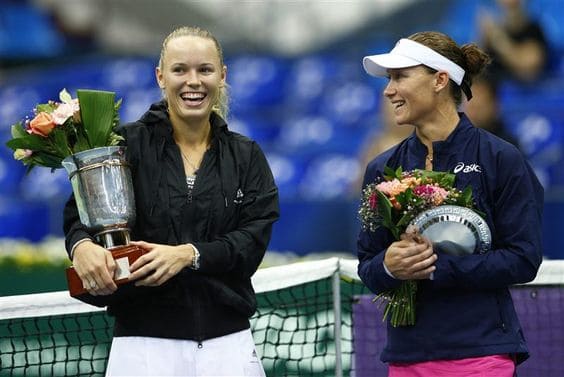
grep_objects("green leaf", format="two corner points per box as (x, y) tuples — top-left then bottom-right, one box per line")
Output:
(376, 190), (400, 238)
(395, 166), (403, 178)
(440, 173), (455, 187)
(73, 132), (92, 152)
(396, 212), (412, 228)
(108, 132), (125, 146)
(77, 89), (117, 149)
(418, 170), (455, 187)
(461, 186), (473, 205)
(35, 103), (56, 113)
(10, 123), (27, 139)
(383, 165), (403, 180)
(383, 166), (396, 180)
(49, 127), (71, 157)
(6, 134), (49, 152)
(29, 152), (63, 169)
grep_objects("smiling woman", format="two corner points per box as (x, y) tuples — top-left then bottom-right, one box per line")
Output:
(157, 30), (227, 131)
(155, 30), (227, 177)
(63, 26), (279, 376)
(357, 31), (544, 377)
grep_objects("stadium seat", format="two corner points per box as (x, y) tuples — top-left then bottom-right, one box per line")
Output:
(281, 54), (344, 113)
(264, 152), (306, 200)
(227, 55), (289, 111)
(0, 4), (64, 59)
(297, 153), (362, 200)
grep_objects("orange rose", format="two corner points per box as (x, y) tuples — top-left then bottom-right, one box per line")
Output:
(29, 112), (56, 137)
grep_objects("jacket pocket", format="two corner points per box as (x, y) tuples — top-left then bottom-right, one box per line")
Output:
(494, 291), (509, 333)
(207, 191), (243, 236)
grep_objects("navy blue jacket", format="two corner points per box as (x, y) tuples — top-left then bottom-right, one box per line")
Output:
(357, 114), (543, 364)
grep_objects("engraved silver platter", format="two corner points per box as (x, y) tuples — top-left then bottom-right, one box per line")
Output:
(409, 205), (491, 256)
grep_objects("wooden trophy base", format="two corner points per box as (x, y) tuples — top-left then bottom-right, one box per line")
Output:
(66, 244), (145, 297)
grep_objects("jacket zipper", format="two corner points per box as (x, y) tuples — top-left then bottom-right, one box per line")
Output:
(194, 280), (205, 348)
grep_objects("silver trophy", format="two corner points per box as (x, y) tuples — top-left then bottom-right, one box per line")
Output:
(62, 146), (136, 249)
(409, 205), (492, 256)
(62, 146), (143, 298)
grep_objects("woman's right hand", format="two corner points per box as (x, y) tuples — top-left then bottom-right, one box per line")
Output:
(383, 236), (437, 280)
(72, 240), (118, 296)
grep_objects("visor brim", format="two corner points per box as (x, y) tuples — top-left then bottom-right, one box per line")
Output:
(363, 54), (421, 77)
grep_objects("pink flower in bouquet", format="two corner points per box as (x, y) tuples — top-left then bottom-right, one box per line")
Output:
(369, 192), (378, 210)
(29, 112), (56, 137)
(6, 88), (123, 170)
(414, 184), (449, 205)
(375, 179), (409, 197)
(52, 99), (80, 125)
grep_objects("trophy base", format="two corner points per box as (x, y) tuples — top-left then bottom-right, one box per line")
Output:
(66, 244), (145, 297)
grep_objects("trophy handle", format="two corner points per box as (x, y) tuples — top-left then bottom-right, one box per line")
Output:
(66, 244), (146, 298)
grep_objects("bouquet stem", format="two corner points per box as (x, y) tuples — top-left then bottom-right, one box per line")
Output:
(374, 280), (417, 327)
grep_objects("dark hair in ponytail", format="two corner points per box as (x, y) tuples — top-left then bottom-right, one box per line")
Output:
(408, 31), (491, 105)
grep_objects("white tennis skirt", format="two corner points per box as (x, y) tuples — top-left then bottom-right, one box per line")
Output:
(105, 328), (266, 376)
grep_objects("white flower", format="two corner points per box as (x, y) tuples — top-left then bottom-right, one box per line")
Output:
(52, 99), (79, 125)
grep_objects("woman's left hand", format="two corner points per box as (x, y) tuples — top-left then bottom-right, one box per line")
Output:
(128, 241), (194, 286)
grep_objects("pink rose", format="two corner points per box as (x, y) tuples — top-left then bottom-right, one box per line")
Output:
(376, 179), (409, 197)
(414, 184), (449, 205)
(29, 112), (56, 137)
(52, 99), (79, 125)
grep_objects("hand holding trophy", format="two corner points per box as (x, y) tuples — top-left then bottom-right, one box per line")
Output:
(62, 145), (144, 299)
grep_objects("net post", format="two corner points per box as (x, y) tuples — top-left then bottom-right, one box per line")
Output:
(332, 262), (343, 377)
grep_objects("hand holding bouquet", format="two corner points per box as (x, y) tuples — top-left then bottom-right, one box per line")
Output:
(359, 166), (478, 326)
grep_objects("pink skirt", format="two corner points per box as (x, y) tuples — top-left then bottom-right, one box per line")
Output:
(389, 354), (515, 377)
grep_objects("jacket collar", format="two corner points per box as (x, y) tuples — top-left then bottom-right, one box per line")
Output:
(141, 99), (232, 207)
(409, 113), (474, 156)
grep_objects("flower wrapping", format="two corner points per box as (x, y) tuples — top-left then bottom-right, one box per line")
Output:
(359, 166), (477, 326)
(6, 89), (123, 171)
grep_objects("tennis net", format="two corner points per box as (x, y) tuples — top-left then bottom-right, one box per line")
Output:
(1, 258), (563, 376)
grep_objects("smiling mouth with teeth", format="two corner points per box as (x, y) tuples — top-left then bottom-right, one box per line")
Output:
(181, 93), (206, 102)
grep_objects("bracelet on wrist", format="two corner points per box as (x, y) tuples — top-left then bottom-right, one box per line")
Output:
(191, 245), (200, 270)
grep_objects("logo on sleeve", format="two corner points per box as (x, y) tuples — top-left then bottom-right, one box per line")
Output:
(453, 162), (482, 174)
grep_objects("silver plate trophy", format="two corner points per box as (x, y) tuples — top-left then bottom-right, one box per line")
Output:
(409, 205), (492, 256)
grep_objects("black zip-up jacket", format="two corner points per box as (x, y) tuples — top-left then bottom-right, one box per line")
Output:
(63, 100), (280, 341)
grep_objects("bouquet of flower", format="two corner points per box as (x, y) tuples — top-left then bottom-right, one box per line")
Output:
(359, 166), (477, 327)
(6, 89), (123, 171)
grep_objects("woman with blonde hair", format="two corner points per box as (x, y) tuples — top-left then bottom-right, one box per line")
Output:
(64, 26), (279, 376)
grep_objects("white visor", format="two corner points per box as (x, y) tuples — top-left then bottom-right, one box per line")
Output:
(363, 38), (465, 86)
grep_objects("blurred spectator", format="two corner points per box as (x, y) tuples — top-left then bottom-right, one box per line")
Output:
(478, 0), (549, 83)
(352, 99), (413, 193)
(34, 0), (101, 56)
(464, 74), (521, 150)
